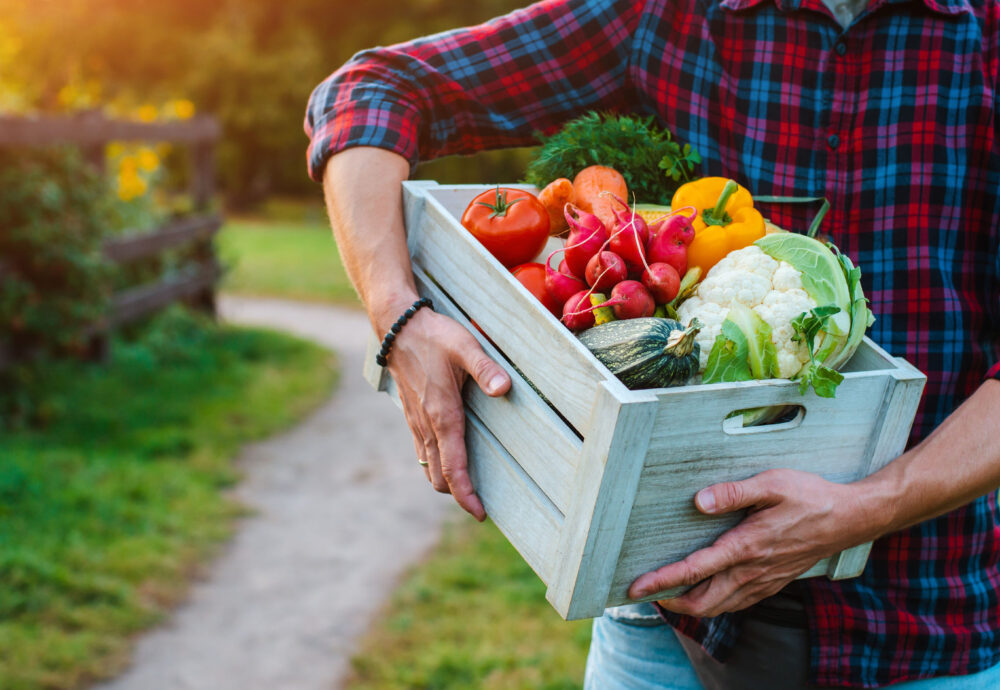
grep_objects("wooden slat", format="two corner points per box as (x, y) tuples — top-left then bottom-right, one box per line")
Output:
(403, 182), (624, 433)
(546, 384), (660, 620)
(103, 214), (222, 263)
(109, 261), (221, 327)
(0, 114), (220, 146)
(465, 413), (563, 583)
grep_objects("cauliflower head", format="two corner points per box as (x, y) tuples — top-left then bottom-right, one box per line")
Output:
(677, 245), (815, 378)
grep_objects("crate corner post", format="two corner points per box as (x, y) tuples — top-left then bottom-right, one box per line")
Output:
(825, 360), (926, 580)
(546, 382), (660, 621)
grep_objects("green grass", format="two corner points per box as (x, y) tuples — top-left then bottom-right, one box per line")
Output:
(217, 212), (359, 305)
(0, 315), (337, 689)
(346, 517), (592, 690)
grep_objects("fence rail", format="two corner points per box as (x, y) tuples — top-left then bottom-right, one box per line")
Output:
(0, 113), (220, 146)
(103, 214), (222, 263)
(0, 113), (222, 373)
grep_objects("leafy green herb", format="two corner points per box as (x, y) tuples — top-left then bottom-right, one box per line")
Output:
(523, 112), (702, 204)
(791, 305), (845, 398)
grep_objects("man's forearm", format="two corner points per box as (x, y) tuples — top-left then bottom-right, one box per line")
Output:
(322, 146), (417, 333)
(852, 379), (1000, 541)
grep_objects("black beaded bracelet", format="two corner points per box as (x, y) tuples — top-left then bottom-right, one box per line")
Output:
(375, 297), (433, 367)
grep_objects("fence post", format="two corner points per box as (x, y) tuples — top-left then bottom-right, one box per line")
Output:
(188, 138), (218, 318)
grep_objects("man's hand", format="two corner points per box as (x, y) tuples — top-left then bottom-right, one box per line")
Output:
(628, 469), (873, 618)
(385, 305), (510, 521)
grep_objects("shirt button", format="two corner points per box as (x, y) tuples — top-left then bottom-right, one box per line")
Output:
(827, 134), (840, 149)
(835, 42), (847, 56)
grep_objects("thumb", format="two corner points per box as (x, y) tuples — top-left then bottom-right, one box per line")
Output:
(695, 476), (775, 515)
(454, 332), (510, 397)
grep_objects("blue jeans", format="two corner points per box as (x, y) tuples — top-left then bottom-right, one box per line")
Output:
(583, 603), (1000, 689)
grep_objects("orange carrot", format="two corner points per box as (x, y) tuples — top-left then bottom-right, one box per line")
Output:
(572, 165), (628, 230)
(537, 177), (575, 236)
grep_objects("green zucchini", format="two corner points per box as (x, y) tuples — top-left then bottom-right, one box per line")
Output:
(578, 317), (702, 389)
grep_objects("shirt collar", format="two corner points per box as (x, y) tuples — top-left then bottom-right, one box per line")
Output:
(719, 0), (971, 17)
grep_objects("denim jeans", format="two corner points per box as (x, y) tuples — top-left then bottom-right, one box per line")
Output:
(583, 602), (1000, 689)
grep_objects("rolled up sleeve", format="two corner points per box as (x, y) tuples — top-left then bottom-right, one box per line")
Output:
(304, 0), (645, 181)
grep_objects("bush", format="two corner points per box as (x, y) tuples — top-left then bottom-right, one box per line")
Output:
(0, 147), (113, 359)
(0, 147), (115, 426)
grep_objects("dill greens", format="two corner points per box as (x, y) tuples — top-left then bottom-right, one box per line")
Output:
(523, 112), (702, 205)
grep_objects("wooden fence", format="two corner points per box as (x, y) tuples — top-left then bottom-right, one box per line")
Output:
(0, 111), (222, 365)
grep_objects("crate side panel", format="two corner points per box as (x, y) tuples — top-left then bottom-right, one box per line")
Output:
(606, 445), (863, 601)
(466, 413), (562, 583)
(409, 190), (620, 432)
(407, 266), (582, 514)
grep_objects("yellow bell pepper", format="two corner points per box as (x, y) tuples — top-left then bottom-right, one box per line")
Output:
(671, 177), (765, 274)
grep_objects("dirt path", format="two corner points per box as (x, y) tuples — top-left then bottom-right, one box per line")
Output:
(96, 296), (457, 690)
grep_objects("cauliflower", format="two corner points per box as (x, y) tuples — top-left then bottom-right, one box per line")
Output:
(677, 245), (815, 378)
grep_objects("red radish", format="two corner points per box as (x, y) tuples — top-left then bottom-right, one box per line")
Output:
(561, 290), (599, 331)
(563, 204), (608, 278)
(641, 262), (681, 304)
(646, 229), (688, 276)
(610, 280), (655, 320)
(648, 206), (697, 246)
(585, 251), (628, 291)
(605, 196), (649, 272)
(544, 247), (588, 307)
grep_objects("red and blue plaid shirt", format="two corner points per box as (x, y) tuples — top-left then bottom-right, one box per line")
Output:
(306, 0), (1000, 685)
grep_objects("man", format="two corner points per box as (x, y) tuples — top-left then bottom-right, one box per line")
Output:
(305, 0), (1000, 686)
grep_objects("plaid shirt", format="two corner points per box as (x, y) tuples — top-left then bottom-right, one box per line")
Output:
(306, 0), (1000, 686)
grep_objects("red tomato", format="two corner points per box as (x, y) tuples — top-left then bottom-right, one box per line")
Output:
(461, 187), (550, 268)
(511, 262), (562, 317)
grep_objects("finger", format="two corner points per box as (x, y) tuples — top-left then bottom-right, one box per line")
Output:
(452, 329), (510, 397)
(657, 571), (742, 618)
(694, 472), (782, 516)
(432, 403), (486, 521)
(707, 577), (789, 616)
(422, 433), (449, 491)
(629, 531), (755, 599)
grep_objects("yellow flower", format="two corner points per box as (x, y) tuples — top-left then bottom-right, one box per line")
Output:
(173, 99), (195, 120)
(137, 147), (159, 172)
(136, 104), (158, 122)
(117, 170), (148, 202)
(118, 155), (138, 175)
(107, 141), (125, 159)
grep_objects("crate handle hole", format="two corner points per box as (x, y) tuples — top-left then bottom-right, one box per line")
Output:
(722, 405), (806, 434)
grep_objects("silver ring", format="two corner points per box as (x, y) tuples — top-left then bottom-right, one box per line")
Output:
(417, 458), (429, 467)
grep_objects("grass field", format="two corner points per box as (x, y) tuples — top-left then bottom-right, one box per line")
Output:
(0, 312), (337, 689)
(217, 207), (359, 304)
(346, 517), (592, 690)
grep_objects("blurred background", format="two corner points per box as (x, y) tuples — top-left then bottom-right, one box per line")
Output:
(0, 1), (590, 688)
(0, 0), (533, 207)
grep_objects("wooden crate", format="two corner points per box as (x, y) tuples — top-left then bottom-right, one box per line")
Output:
(363, 181), (926, 621)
